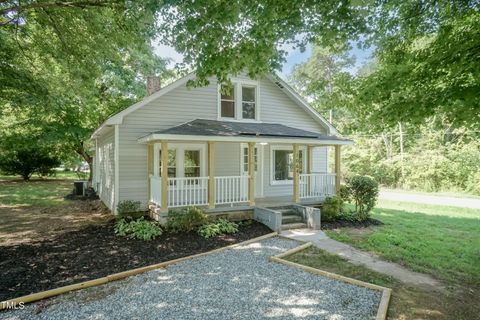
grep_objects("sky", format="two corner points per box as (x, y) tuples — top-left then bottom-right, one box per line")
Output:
(153, 42), (373, 80)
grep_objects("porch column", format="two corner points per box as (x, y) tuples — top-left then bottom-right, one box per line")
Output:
(335, 145), (341, 194)
(160, 140), (169, 213)
(307, 145), (313, 196)
(248, 142), (255, 206)
(147, 144), (154, 202)
(208, 141), (215, 209)
(293, 143), (300, 203)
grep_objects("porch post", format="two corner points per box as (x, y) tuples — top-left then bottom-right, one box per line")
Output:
(160, 140), (169, 213)
(147, 144), (154, 202)
(307, 145), (313, 196)
(335, 145), (341, 195)
(248, 142), (255, 206)
(208, 141), (215, 209)
(293, 143), (300, 203)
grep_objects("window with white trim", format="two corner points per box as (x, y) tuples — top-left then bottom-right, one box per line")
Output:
(218, 81), (259, 120)
(241, 86), (256, 119)
(159, 149), (177, 177)
(271, 146), (304, 183)
(184, 150), (201, 178)
(220, 85), (235, 118)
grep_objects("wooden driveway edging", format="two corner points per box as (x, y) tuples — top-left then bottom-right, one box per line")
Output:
(0, 231), (278, 311)
(269, 241), (391, 320)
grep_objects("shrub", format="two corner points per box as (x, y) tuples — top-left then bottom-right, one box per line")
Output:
(166, 206), (208, 233)
(0, 147), (60, 180)
(321, 196), (343, 222)
(348, 175), (379, 221)
(198, 219), (239, 239)
(114, 217), (163, 241)
(338, 184), (351, 202)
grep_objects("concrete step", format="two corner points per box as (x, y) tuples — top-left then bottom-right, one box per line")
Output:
(281, 222), (308, 230)
(281, 215), (304, 224)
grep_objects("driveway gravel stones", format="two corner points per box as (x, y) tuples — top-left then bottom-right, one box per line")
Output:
(2, 237), (382, 320)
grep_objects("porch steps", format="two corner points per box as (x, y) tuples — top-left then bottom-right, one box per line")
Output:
(278, 208), (307, 230)
(281, 222), (308, 230)
(281, 215), (303, 224)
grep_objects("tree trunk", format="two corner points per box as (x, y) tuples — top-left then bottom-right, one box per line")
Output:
(75, 142), (93, 182)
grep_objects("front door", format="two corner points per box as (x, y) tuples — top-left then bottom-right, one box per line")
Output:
(241, 144), (263, 197)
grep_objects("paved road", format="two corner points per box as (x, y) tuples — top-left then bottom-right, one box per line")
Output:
(379, 190), (480, 209)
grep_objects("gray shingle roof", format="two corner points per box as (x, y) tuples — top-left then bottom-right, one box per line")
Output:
(153, 119), (349, 141)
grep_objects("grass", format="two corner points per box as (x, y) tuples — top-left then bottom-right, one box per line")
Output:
(381, 187), (480, 199)
(327, 200), (480, 287)
(0, 172), (78, 207)
(286, 247), (475, 319)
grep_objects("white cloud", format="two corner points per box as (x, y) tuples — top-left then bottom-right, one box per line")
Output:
(153, 42), (184, 67)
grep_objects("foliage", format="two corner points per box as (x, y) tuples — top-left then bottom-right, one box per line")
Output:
(117, 200), (142, 216)
(0, 1), (169, 181)
(345, 175), (379, 221)
(0, 140), (61, 180)
(114, 217), (163, 241)
(355, 2), (480, 129)
(158, 1), (366, 86)
(197, 219), (239, 239)
(321, 196), (343, 222)
(166, 207), (209, 233)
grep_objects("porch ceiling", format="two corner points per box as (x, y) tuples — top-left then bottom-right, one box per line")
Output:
(138, 119), (353, 145)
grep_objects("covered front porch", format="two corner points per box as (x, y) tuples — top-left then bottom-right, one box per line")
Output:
(139, 119), (351, 214)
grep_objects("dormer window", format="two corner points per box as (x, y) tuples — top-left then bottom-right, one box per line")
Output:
(218, 80), (259, 121)
(220, 86), (235, 118)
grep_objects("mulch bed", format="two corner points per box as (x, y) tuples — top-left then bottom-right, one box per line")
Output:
(0, 220), (271, 301)
(321, 218), (384, 230)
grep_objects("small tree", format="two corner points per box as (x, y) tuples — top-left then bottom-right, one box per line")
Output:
(348, 175), (379, 221)
(0, 146), (60, 180)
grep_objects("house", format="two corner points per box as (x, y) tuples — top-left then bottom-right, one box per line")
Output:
(91, 73), (352, 223)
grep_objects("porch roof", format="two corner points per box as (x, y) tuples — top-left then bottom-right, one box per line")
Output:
(138, 119), (352, 145)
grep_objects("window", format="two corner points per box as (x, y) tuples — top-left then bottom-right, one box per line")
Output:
(242, 86), (256, 119)
(184, 150), (201, 178)
(272, 148), (303, 182)
(220, 85), (235, 118)
(243, 147), (258, 172)
(159, 149), (176, 177)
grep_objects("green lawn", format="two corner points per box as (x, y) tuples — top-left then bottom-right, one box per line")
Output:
(0, 173), (77, 207)
(326, 199), (480, 287)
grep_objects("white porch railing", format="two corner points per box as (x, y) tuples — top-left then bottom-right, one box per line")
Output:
(168, 177), (209, 207)
(150, 175), (248, 208)
(299, 173), (336, 199)
(215, 175), (249, 205)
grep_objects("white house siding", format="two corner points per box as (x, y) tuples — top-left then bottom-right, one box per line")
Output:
(96, 128), (116, 211)
(116, 75), (329, 206)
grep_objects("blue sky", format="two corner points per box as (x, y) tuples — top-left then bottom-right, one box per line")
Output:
(154, 42), (373, 80)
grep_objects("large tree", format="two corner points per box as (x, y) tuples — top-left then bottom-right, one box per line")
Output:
(1, 0), (169, 180)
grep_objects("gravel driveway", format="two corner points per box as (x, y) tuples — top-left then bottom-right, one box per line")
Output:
(2, 238), (381, 320)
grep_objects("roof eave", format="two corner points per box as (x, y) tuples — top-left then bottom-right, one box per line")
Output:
(138, 133), (353, 146)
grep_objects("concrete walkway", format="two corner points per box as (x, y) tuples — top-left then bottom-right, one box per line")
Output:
(380, 190), (480, 209)
(281, 229), (443, 290)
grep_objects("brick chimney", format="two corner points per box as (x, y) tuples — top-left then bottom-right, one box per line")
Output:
(146, 76), (161, 95)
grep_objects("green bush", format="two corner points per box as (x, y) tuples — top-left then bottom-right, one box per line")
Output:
(321, 196), (343, 222)
(114, 217), (163, 241)
(166, 206), (208, 233)
(117, 200), (141, 214)
(348, 175), (379, 221)
(198, 219), (239, 239)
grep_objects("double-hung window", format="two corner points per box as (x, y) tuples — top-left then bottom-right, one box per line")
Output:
(219, 82), (258, 120)
(159, 149), (177, 177)
(220, 86), (235, 118)
(241, 86), (256, 119)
